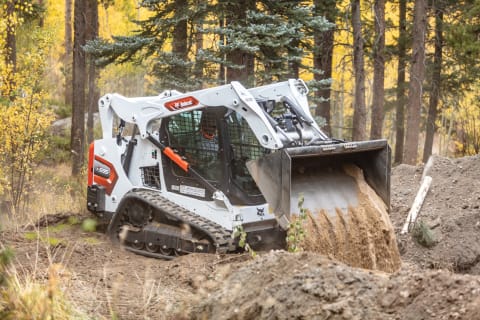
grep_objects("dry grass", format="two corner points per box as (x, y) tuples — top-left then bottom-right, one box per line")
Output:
(0, 244), (89, 320)
(0, 163), (90, 319)
(2, 163), (87, 230)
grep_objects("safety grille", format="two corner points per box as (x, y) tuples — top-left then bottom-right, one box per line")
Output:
(141, 165), (161, 189)
(226, 113), (267, 196)
(167, 110), (221, 181)
(227, 114), (268, 161)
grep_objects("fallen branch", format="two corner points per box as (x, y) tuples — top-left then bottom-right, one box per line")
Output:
(401, 176), (433, 234)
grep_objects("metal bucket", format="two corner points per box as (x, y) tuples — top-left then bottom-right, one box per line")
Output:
(246, 139), (391, 229)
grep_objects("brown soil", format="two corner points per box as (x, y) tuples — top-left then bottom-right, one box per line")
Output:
(0, 225), (250, 319)
(390, 154), (480, 273)
(194, 251), (480, 320)
(1, 153), (479, 319)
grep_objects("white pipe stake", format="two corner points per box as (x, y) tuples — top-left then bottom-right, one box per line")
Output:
(401, 175), (433, 234)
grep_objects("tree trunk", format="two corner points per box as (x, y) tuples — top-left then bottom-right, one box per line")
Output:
(38, 0), (45, 27)
(404, 0), (427, 165)
(193, 0), (206, 89)
(225, 0), (255, 86)
(86, 0), (99, 144)
(5, 0), (16, 70)
(423, 5), (443, 162)
(65, 0), (73, 107)
(194, 22), (204, 89)
(287, 39), (300, 80)
(370, 0), (385, 139)
(170, 0), (188, 91)
(351, 0), (367, 141)
(71, 0), (87, 175)
(313, 0), (336, 136)
(4, 0), (17, 99)
(394, 0), (407, 164)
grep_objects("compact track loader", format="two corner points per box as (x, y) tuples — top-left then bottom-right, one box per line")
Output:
(87, 79), (391, 260)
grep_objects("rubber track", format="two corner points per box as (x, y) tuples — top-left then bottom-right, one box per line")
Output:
(129, 189), (234, 254)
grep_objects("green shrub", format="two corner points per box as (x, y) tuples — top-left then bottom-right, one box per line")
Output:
(286, 195), (307, 252)
(411, 220), (436, 248)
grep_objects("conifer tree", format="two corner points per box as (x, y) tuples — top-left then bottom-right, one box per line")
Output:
(85, 1), (333, 91)
(85, 0), (209, 91)
(370, 0), (386, 140)
(423, 0), (443, 162)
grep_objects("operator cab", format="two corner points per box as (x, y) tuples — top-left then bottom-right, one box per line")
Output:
(160, 107), (268, 206)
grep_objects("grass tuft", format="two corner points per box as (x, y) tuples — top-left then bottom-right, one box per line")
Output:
(411, 220), (436, 248)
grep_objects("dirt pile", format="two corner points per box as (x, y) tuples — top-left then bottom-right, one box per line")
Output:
(390, 154), (480, 274)
(192, 251), (480, 320)
(300, 164), (401, 273)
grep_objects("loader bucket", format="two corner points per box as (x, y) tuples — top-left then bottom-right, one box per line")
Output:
(246, 139), (391, 230)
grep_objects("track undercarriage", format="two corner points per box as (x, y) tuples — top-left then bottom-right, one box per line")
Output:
(107, 189), (235, 259)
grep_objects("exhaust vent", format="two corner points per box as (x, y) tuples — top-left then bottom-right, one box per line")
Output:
(141, 165), (161, 189)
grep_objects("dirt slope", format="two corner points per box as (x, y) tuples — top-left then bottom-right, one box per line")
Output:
(390, 154), (480, 273)
(193, 251), (480, 320)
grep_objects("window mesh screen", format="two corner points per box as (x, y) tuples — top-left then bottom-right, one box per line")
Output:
(226, 113), (268, 195)
(141, 165), (161, 189)
(167, 110), (221, 181)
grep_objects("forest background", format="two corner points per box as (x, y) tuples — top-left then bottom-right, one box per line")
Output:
(0, 0), (479, 317)
(0, 0), (479, 220)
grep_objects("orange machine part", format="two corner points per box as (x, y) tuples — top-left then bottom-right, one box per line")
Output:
(93, 156), (118, 195)
(87, 143), (95, 186)
(164, 96), (199, 111)
(163, 147), (189, 172)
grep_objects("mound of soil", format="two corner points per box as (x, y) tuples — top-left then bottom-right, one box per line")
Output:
(390, 154), (480, 274)
(193, 251), (480, 320)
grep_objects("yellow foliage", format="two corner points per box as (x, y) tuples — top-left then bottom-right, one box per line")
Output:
(0, 30), (55, 213)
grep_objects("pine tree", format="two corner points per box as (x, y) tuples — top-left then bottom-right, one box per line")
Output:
(85, 1), (333, 91)
(434, 0), (480, 155)
(85, 0), (209, 91)
(423, 0), (443, 162)
(86, 0), (99, 144)
(64, 0), (73, 107)
(218, 0), (256, 85)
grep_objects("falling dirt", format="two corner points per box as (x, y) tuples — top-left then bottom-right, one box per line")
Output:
(300, 164), (401, 273)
